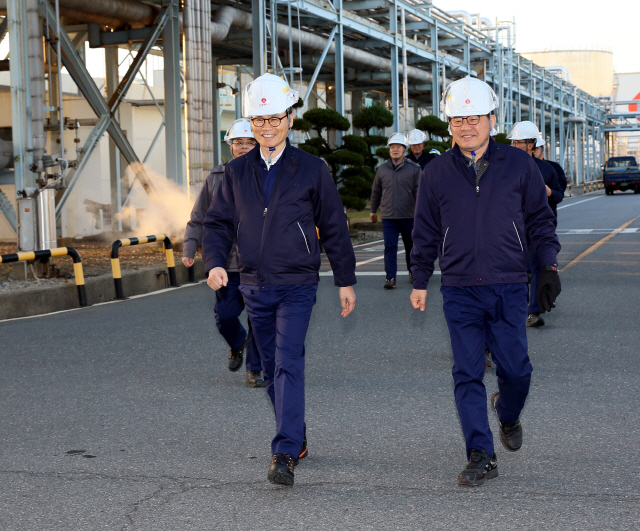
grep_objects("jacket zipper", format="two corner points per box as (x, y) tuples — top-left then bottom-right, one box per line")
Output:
(442, 227), (450, 255)
(297, 222), (310, 254)
(512, 222), (524, 251)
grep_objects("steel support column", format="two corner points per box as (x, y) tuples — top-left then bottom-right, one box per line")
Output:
(334, 0), (345, 145)
(105, 47), (122, 231)
(389, 2), (399, 130)
(162, 0), (183, 186)
(212, 55), (222, 165)
(252, 0), (266, 77)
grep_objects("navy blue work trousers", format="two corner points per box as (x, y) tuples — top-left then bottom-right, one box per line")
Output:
(214, 272), (261, 371)
(382, 218), (414, 279)
(239, 283), (318, 458)
(441, 284), (533, 459)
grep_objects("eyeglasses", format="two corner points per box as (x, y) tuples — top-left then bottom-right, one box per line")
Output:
(250, 114), (289, 127)
(449, 115), (485, 127)
(231, 140), (257, 146)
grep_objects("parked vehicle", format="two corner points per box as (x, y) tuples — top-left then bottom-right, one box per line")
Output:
(603, 156), (640, 195)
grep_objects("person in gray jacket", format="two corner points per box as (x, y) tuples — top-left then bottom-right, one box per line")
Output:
(182, 119), (264, 387)
(370, 132), (421, 289)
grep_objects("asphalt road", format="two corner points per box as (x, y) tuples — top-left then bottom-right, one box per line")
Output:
(1, 190), (639, 530)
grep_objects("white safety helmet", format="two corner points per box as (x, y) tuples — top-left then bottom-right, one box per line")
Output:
(387, 132), (408, 147)
(507, 121), (540, 141)
(407, 129), (427, 145)
(535, 132), (545, 148)
(242, 73), (300, 117)
(440, 76), (499, 118)
(223, 118), (255, 145)
(429, 148), (440, 155)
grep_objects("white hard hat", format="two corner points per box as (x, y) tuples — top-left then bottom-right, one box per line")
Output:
(242, 73), (299, 117)
(387, 132), (408, 147)
(535, 133), (545, 148)
(407, 129), (427, 145)
(440, 76), (499, 118)
(507, 121), (540, 141)
(224, 118), (254, 145)
(429, 148), (440, 155)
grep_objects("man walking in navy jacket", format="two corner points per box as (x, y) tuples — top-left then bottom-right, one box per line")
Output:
(410, 77), (561, 486)
(202, 74), (356, 486)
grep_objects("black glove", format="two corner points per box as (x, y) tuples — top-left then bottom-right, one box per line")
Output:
(537, 265), (561, 313)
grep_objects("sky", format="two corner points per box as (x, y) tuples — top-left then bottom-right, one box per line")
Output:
(434, 0), (639, 73)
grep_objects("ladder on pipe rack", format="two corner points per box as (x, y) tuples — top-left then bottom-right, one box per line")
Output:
(0, 189), (17, 233)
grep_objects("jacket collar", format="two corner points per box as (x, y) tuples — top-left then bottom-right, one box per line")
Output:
(451, 137), (505, 165)
(387, 158), (406, 171)
(248, 138), (294, 165)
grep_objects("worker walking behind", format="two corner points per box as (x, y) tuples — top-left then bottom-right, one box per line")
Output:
(406, 129), (436, 170)
(508, 121), (564, 328)
(182, 119), (264, 388)
(202, 74), (356, 487)
(534, 134), (568, 196)
(370, 133), (421, 289)
(410, 77), (561, 487)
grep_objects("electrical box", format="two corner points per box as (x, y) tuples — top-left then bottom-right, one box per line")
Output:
(17, 198), (36, 252)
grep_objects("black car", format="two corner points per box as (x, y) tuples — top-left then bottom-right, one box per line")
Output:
(603, 156), (640, 195)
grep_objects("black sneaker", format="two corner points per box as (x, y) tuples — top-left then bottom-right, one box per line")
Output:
(485, 345), (493, 368)
(384, 278), (396, 289)
(458, 449), (498, 487)
(267, 453), (295, 486)
(246, 370), (265, 387)
(408, 271), (413, 284)
(527, 312), (545, 327)
(491, 392), (523, 452)
(295, 436), (308, 464)
(228, 348), (243, 372)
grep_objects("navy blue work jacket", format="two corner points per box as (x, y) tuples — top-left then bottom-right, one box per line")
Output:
(534, 157), (563, 214)
(411, 138), (560, 290)
(546, 159), (568, 194)
(407, 151), (435, 170)
(202, 140), (357, 288)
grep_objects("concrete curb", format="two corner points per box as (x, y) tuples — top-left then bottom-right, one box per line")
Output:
(0, 260), (207, 321)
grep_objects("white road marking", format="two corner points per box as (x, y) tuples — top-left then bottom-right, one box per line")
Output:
(355, 249), (405, 266)
(558, 228), (639, 235)
(557, 196), (603, 210)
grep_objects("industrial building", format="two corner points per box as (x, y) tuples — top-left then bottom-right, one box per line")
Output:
(0, 0), (615, 247)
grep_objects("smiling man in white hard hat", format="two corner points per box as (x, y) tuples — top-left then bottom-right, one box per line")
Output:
(406, 128), (436, 170)
(370, 132), (421, 289)
(182, 119), (264, 387)
(202, 73), (356, 487)
(410, 76), (561, 487)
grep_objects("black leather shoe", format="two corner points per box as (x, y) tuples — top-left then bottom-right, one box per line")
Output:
(246, 370), (265, 387)
(527, 312), (545, 327)
(228, 348), (243, 372)
(491, 392), (523, 452)
(384, 278), (396, 289)
(295, 436), (308, 464)
(458, 449), (498, 487)
(268, 453), (295, 486)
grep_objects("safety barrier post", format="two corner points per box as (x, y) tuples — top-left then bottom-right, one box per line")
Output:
(187, 266), (196, 283)
(0, 247), (88, 307)
(110, 233), (178, 300)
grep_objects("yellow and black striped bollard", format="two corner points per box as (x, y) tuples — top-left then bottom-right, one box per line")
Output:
(110, 234), (178, 300)
(0, 247), (88, 307)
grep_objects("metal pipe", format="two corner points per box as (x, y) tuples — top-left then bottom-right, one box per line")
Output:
(401, 7), (409, 133)
(27, 0), (46, 174)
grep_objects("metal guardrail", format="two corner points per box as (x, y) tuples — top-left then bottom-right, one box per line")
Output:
(110, 234), (178, 299)
(0, 247), (88, 307)
(567, 181), (604, 196)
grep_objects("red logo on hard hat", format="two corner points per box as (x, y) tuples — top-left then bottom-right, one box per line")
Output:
(261, 98), (267, 103)
(465, 99), (471, 104)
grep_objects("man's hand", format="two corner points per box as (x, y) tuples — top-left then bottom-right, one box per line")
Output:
(410, 289), (427, 311)
(207, 267), (228, 291)
(370, 213), (377, 223)
(339, 286), (356, 318)
(545, 185), (552, 197)
(182, 257), (194, 268)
